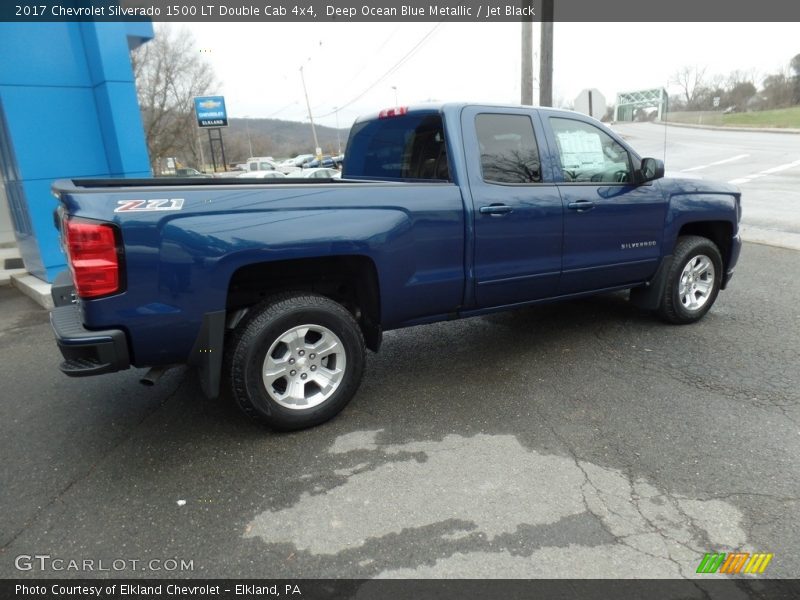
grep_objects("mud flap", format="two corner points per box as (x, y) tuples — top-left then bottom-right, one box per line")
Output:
(188, 310), (226, 398)
(629, 255), (673, 311)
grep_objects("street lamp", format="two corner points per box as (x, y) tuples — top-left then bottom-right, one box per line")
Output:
(391, 85), (398, 105)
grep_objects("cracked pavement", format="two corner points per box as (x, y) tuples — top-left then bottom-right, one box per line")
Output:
(0, 242), (798, 580)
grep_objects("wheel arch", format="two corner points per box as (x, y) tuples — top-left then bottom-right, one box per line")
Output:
(225, 254), (382, 352)
(632, 224), (731, 312)
(675, 221), (733, 271)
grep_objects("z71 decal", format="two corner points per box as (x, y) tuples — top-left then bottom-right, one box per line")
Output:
(115, 198), (185, 212)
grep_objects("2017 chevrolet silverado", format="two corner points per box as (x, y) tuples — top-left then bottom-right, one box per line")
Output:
(50, 104), (742, 430)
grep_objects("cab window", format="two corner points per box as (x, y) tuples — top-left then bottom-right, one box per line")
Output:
(475, 114), (542, 184)
(549, 118), (632, 183)
(344, 113), (450, 181)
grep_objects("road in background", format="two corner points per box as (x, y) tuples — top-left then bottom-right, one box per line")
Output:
(612, 122), (800, 249)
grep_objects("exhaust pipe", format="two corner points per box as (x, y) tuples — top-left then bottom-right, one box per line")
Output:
(140, 366), (170, 387)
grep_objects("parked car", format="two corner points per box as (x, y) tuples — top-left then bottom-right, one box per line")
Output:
(236, 170), (287, 179)
(174, 167), (212, 178)
(246, 158), (278, 172)
(302, 167), (340, 179)
(50, 103), (741, 431)
(304, 155), (336, 169)
(278, 154), (315, 174)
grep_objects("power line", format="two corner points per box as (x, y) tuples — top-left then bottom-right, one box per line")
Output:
(266, 101), (299, 118)
(336, 25), (402, 94)
(317, 22), (444, 118)
(310, 25), (402, 114)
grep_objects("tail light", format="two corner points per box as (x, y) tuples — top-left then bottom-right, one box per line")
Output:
(64, 219), (122, 298)
(378, 106), (408, 119)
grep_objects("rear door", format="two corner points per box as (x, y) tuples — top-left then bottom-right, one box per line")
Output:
(462, 107), (563, 307)
(542, 114), (667, 294)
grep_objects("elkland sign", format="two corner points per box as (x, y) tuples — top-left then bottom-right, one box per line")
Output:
(194, 96), (228, 128)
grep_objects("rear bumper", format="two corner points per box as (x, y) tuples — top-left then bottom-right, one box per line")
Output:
(50, 272), (130, 377)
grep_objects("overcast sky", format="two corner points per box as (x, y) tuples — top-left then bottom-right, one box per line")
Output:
(184, 22), (799, 128)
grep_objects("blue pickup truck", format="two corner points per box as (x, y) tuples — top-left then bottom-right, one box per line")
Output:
(50, 104), (742, 430)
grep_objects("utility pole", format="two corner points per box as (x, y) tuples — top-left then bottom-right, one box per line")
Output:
(299, 64), (321, 158)
(244, 115), (253, 157)
(539, 0), (554, 107)
(521, 13), (533, 104)
(197, 128), (206, 172)
(334, 107), (342, 155)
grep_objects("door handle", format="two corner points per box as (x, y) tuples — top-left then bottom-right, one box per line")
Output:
(479, 204), (513, 216)
(567, 200), (595, 212)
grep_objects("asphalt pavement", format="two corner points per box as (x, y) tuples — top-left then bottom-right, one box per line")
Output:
(1, 241), (798, 581)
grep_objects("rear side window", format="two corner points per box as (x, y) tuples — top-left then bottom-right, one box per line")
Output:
(344, 113), (450, 181)
(476, 114), (542, 184)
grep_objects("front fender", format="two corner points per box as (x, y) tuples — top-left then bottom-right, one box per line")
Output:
(661, 178), (740, 253)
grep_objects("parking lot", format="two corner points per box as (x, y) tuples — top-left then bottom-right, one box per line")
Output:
(1, 240), (798, 580)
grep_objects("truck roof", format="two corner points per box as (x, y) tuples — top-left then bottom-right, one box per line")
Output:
(353, 102), (594, 124)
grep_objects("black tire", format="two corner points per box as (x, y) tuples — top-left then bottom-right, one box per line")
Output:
(226, 292), (365, 431)
(657, 235), (723, 324)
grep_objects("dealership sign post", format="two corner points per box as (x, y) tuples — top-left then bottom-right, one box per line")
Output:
(194, 95), (228, 172)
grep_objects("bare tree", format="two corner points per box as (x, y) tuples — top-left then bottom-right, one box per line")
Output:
(131, 25), (218, 173)
(670, 66), (708, 110)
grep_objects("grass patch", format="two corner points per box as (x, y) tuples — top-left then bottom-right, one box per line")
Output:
(721, 106), (800, 128)
(666, 106), (800, 129)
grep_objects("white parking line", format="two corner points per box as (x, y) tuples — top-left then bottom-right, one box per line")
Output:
(759, 160), (800, 175)
(728, 158), (800, 185)
(681, 154), (749, 172)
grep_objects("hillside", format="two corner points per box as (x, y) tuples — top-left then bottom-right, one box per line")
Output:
(223, 117), (349, 161)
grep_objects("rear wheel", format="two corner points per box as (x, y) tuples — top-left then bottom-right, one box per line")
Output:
(657, 235), (723, 324)
(227, 293), (365, 430)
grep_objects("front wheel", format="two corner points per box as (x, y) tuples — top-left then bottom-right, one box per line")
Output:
(657, 235), (723, 324)
(226, 293), (366, 430)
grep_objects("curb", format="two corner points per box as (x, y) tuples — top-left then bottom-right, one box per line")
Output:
(0, 247), (26, 287)
(10, 272), (53, 309)
(657, 121), (800, 135)
(0, 268), (27, 286)
(740, 226), (800, 253)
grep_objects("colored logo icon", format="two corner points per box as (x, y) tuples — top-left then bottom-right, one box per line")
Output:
(696, 552), (773, 574)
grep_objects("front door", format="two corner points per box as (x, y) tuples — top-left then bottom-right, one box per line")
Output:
(543, 115), (667, 294)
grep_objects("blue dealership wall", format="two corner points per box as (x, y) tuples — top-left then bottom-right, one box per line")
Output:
(0, 22), (153, 282)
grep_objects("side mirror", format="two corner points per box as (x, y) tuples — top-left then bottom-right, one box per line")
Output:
(639, 157), (664, 183)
